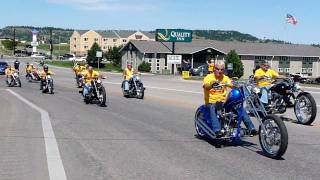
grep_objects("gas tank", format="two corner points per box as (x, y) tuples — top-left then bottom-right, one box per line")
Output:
(224, 88), (243, 111)
(270, 81), (291, 95)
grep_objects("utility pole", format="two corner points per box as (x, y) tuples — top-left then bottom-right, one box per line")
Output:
(13, 28), (16, 56)
(50, 28), (53, 60)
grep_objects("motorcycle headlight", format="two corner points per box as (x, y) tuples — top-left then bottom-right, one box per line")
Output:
(97, 79), (101, 84)
(13, 73), (18, 76)
(294, 83), (301, 91)
(47, 75), (51, 79)
(136, 76), (140, 80)
(252, 87), (261, 94)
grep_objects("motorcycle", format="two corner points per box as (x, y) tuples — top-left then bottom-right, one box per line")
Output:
(194, 81), (288, 159)
(41, 75), (54, 94)
(7, 72), (21, 87)
(82, 79), (107, 107)
(248, 76), (317, 125)
(26, 70), (41, 82)
(121, 74), (145, 99)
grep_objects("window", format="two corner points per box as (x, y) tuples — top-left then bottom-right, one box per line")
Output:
(113, 39), (117, 42)
(148, 59), (153, 69)
(146, 53), (153, 58)
(123, 39), (127, 43)
(156, 53), (161, 59)
(74, 38), (76, 41)
(302, 57), (313, 75)
(279, 56), (290, 73)
(84, 38), (88, 41)
(103, 46), (107, 49)
(156, 59), (160, 71)
(94, 38), (98, 42)
(74, 45), (76, 48)
(84, 46), (88, 49)
(103, 38), (108, 41)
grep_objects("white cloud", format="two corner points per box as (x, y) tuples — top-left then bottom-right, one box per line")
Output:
(46, 0), (156, 11)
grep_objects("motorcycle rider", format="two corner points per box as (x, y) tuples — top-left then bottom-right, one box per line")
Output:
(5, 65), (16, 85)
(123, 62), (138, 93)
(203, 61), (257, 137)
(40, 65), (54, 90)
(26, 63), (37, 80)
(82, 66), (100, 97)
(73, 63), (86, 84)
(254, 61), (279, 104)
(14, 59), (20, 72)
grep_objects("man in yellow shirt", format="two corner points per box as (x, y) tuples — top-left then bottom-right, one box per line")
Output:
(207, 59), (215, 73)
(254, 61), (279, 104)
(203, 61), (256, 137)
(5, 65), (16, 85)
(123, 63), (137, 93)
(82, 66), (99, 97)
(40, 65), (54, 90)
(73, 63), (86, 85)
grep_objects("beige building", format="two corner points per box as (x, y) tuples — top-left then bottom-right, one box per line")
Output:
(70, 30), (154, 56)
(120, 40), (320, 77)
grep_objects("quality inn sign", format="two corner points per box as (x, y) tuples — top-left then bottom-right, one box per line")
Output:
(156, 29), (192, 42)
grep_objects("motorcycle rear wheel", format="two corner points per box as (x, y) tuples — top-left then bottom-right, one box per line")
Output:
(194, 108), (206, 138)
(259, 115), (288, 159)
(294, 92), (317, 125)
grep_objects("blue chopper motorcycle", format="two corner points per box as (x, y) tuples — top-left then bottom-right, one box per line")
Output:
(194, 81), (288, 159)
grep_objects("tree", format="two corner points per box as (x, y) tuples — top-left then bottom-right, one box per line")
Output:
(1, 40), (18, 50)
(138, 61), (151, 72)
(104, 46), (122, 66)
(225, 50), (244, 78)
(86, 42), (102, 67)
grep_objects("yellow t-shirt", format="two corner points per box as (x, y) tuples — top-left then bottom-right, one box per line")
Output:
(254, 68), (279, 87)
(5, 68), (15, 76)
(82, 70), (99, 84)
(208, 63), (215, 72)
(40, 70), (54, 77)
(124, 68), (134, 80)
(203, 74), (232, 104)
(26, 65), (35, 73)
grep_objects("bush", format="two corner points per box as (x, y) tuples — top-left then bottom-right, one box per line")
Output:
(138, 61), (151, 72)
(225, 50), (244, 78)
(104, 46), (122, 66)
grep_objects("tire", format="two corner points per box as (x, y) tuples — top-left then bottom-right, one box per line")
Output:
(194, 108), (207, 138)
(137, 86), (144, 99)
(294, 92), (317, 125)
(122, 86), (129, 98)
(199, 71), (204, 77)
(259, 115), (288, 159)
(17, 78), (21, 87)
(98, 86), (106, 107)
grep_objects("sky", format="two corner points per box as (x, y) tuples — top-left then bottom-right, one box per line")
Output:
(0, 0), (319, 44)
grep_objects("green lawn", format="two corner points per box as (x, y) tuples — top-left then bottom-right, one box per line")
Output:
(38, 44), (70, 56)
(44, 60), (122, 72)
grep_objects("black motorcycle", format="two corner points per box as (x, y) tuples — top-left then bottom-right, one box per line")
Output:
(41, 75), (54, 94)
(83, 79), (106, 107)
(248, 76), (317, 125)
(76, 74), (84, 88)
(7, 72), (21, 87)
(121, 74), (145, 99)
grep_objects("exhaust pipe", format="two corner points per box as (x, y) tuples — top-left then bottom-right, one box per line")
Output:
(195, 118), (216, 139)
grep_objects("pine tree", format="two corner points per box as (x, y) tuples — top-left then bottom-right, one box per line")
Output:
(225, 50), (244, 78)
(86, 42), (102, 67)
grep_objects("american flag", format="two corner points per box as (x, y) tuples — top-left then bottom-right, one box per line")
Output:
(286, 14), (298, 25)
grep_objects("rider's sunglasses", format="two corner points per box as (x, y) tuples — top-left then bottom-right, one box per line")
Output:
(215, 68), (224, 72)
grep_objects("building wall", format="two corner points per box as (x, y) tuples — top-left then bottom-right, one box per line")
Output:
(80, 30), (102, 55)
(312, 59), (320, 77)
(69, 31), (81, 55)
(242, 59), (255, 78)
(290, 57), (302, 74)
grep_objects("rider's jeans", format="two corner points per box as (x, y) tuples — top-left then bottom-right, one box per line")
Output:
(208, 103), (255, 132)
(6, 76), (12, 85)
(83, 84), (92, 96)
(260, 85), (272, 104)
(123, 80), (129, 91)
(207, 104), (221, 132)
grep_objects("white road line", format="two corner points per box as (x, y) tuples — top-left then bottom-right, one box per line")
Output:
(7, 89), (67, 180)
(104, 82), (203, 94)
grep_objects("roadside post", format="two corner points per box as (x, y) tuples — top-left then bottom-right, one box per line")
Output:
(227, 63), (233, 77)
(96, 51), (102, 70)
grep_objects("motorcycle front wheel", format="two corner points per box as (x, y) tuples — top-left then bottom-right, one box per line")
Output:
(98, 86), (106, 107)
(294, 92), (317, 125)
(194, 108), (207, 138)
(259, 115), (288, 159)
(136, 86), (144, 99)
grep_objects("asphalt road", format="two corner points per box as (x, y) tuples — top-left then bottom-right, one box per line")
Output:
(0, 58), (320, 180)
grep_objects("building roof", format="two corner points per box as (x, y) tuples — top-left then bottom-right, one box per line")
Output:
(124, 40), (320, 57)
(76, 30), (89, 36)
(96, 30), (118, 38)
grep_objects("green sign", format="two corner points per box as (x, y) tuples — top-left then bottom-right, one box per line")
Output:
(156, 29), (192, 42)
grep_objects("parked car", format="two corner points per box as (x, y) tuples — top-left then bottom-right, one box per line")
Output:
(75, 56), (87, 62)
(189, 64), (208, 76)
(31, 53), (46, 60)
(289, 74), (312, 84)
(0, 61), (8, 74)
(313, 77), (320, 84)
(62, 54), (76, 61)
